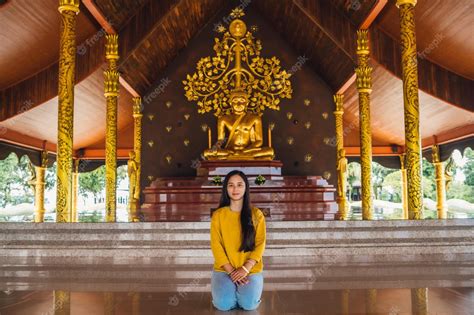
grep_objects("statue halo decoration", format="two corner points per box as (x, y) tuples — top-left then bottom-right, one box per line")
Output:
(183, 8), (293, 117)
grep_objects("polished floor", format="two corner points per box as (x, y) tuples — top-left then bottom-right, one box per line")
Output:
(1, 220), (472, 314)
(0, 287), (472, 315)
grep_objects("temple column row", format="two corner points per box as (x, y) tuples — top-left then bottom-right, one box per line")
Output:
(335, 0), (431, 221)
(53, 0), (142, 224)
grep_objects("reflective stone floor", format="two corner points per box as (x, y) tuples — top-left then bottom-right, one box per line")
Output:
(0, 287), (472, 315)
(0, 253), (472, 315)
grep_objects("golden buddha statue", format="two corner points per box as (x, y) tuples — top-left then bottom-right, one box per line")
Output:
(337, 148), (349, 220)
(183, 14), (292, 161)
(204, 89), (274, 160)
(127, 151), (140, 221)
(337, 148), (348, 197)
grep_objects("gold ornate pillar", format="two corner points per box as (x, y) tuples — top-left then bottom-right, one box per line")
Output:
(365, 289), (377, 315)
(34, 151), (48, 223)
(129, 97), (143, 222)
(56, 0), (80, 223)
(71, 159), (79, 222)
(53, 290), (70, 315)
(355, 30), (373, 220)
(334, 94), (348, 220)
(432, 145), (447, 219)
(397, 0), (423, 219)
(105, 34), (120, 222)
(411, 288), (428, 315)
(400, 154), (409, 219)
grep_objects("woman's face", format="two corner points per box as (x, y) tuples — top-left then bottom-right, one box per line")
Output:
(227, 174), (246, 201)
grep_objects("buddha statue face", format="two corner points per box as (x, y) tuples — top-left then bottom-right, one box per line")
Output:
(230, 93), (249, 115)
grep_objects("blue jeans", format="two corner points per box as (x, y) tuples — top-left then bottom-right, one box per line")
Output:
(211, 271), (263, 311)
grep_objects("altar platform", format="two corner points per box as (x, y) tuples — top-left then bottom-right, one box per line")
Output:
(141, 160), (338, 222)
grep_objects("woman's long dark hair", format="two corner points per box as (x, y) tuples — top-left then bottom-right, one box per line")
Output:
(213, 170), (255, 252)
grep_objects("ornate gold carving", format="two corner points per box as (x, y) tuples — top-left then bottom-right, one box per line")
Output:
(201, 124), (208, 132)
(304, 121), (311, 129)
(104, 70), (120, 97)
(334, 94), (344, 112)
(286, 112), (293, 120)
(333, 94), (348, 220)
(355, 66), (373, 93)
(337, 149), (349, 220)
(399, 2), (423, 219)
(445, 158), (454, 191)
(165, 101), (172, 108)
(128, 151), (140, 222)
(304, 99), (311, 106)
(105, 93), (117, 222)
(216, 25), (226, 33)
(132, 97), (142, 222)
(184, 15), (292, 161)
(304, 153), (313, 163)
(58, 0), (79, 14)
(183, 18), (292, 116)
(104, 35), (120, 223)
(56, 1), (79, 223)
(165, 126), (172, 133)
(269, 122), (275, 131)
(356, 30), (373, 220)
(184, 114), (190, 120)
(147, 140), (154, 148)
(165, 154), (172, 164)
(287, 137), (294, 145)
(184, 139), (190, 146)
(105, 34), (119, 67)
(230, 7), (245, 19)
(356, 30), (370, 64)
(322, 112), (328, 120)
(396, 0), (417, 8)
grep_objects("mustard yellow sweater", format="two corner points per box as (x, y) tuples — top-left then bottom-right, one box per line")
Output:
(210, 206), (266, 274)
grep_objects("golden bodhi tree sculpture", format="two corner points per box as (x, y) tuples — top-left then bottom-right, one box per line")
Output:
(183, 8), (292, 160)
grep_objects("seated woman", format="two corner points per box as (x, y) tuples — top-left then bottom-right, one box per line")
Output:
(210, 170), (266, 311)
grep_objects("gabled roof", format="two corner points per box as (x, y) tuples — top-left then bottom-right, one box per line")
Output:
(0, 0), (472, 159)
